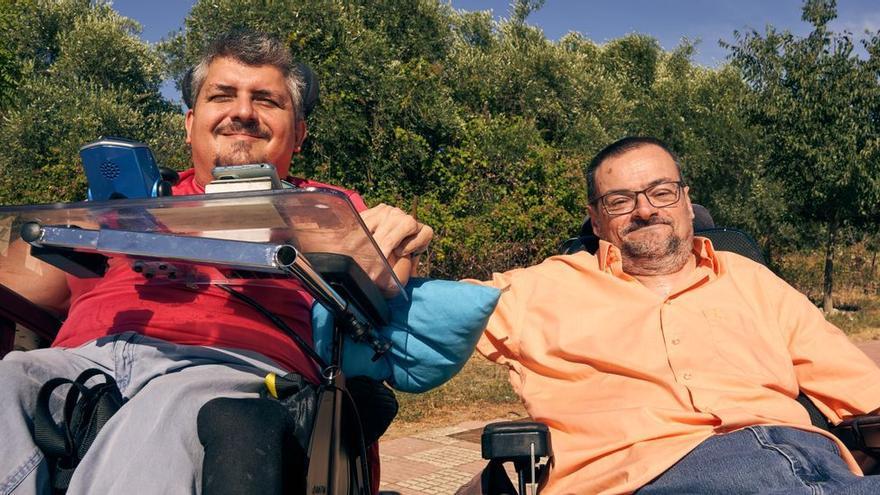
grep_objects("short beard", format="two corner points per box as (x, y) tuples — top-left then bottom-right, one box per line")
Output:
(214, 141), (268, 167)
(619, 218), (693, 275)
(213, 120), (271, 166)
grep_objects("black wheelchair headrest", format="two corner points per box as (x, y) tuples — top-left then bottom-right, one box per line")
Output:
(296, 63), (319, 117)
(697, 227), (766, 265)
(181, 63), (319, 117)
(181, 67), (194, 109)
(692, 204), (715, 231)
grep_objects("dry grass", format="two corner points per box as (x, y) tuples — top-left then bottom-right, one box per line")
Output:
(827, 290), (880, 341)
(385, 354), (525, 438)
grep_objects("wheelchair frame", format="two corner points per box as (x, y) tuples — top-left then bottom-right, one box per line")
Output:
(1, 201), (394, 495)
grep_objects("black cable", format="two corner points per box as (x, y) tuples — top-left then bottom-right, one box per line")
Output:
(216, 284), (328, 372)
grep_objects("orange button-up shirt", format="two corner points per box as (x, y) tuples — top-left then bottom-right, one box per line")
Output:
(474, 238), (880, 494)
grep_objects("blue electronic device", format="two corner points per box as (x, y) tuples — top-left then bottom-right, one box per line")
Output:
(79, 137), (168, 201)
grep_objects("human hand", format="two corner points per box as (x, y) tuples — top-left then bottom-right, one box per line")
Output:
(360, 203), (433, 288)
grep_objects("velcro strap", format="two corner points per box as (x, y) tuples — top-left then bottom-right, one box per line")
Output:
(31, 368), (125, 492)
(33, 377), (77, 459)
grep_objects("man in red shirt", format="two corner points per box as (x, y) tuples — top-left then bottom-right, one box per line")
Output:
(0, 30), (431, 494)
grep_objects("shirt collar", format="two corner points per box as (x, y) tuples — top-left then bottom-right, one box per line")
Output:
(596, 236), (722, 280)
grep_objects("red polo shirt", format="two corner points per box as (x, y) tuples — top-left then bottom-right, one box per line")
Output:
(53, 169), (367, 380)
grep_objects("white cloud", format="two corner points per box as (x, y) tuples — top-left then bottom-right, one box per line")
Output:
(831, 12), (880, 36)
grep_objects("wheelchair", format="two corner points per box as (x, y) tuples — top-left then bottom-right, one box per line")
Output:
(474, 205), (880, 494)
(0, 185), (408, 495)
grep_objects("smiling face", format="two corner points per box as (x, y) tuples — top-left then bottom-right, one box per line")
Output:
(588, 143), (695, 274)
(185, 56), (306, 186)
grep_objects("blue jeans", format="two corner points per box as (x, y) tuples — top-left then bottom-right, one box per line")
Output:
(637, 426), (880, 494)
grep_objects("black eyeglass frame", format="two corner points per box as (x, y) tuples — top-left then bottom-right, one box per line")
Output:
(590, 181), (686, 216)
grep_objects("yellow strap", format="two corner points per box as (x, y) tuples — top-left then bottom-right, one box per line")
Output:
(265, 372), (278, 399)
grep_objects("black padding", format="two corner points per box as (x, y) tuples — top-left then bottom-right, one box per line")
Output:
(833, 414), (880, 452)
(692, 204), (715, 230)
(577, 216), (593, 238)
(296, 63), (319, 117)
(159, 166), (180, 186)
(696, 227), (766, 265)
(481, 421), (551, 461)
(271, 373), (320, 452)
(559, 235), (599, 255)
(198, 397), (306, 495)
(480, 459), (518, 494)
(181, 67), (194, 108)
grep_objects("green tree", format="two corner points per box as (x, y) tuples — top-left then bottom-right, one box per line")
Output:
(726, 0), (880, 311)
(162, 0), (589, 277)
(0, 0), (187, 204)
(0, 0), (800, 284)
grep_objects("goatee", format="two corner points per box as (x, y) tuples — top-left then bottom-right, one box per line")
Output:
(620, 218), (693, 275)
(214, 141), (268, 167)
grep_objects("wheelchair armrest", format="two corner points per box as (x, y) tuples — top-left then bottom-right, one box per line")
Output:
(0, 283), (63, 340)
(0, 282), (64, 356)
(832, 414), (880, 453)
(481, 421), (552, 463)
(21, 224), (107, 278)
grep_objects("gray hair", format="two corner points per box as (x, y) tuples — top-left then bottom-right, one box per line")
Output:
(189, 29), (304, 120)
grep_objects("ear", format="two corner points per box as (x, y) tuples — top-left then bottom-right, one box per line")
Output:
(684, 185), (694, 220)
(292, 119), (307, 153)
(184, 109), (194, 144)
(588, 205), (602, 236)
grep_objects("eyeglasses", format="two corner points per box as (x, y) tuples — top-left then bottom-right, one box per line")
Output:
(591, 181), (685, 216)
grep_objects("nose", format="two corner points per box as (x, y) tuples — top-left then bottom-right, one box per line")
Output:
(631, 191), (656, 219)
(231, 96), (257, 122)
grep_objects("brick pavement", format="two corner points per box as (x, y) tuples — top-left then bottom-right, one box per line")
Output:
(378, 419), (498, 495)
(378, 340), (880, 494)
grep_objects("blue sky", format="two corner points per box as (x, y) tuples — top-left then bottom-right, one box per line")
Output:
(111, 0), (880, 104)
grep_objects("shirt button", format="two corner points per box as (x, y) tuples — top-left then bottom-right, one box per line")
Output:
(683, 372), (692, 380)
(671, 338), (681, 345)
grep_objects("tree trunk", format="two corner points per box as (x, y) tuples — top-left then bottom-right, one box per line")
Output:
(868, 250), (877, 295)
(822, 222), (837, 313)
(871, 250), (877, 278)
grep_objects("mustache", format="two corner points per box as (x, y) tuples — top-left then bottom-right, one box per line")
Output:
(623, 216), (672, 235)
(214, 121), (270, 139)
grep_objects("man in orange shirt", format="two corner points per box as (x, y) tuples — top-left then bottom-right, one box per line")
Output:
(476, 136), (880, 494)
